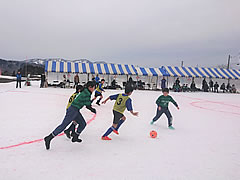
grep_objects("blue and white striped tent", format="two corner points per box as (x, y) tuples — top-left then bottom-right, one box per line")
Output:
(45, 61), (138, 75)
(162, 66), (240, 79)
(135, 66), (167, 76)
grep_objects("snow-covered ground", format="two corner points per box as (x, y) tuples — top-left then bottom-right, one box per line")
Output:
(0, 81), (240, 180)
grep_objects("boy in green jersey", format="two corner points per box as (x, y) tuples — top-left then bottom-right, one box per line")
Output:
(150, 88), (179, 129)
(44, 81), (96, 150)
(64, 85), (84, 139)
(101, 86), (139, 140)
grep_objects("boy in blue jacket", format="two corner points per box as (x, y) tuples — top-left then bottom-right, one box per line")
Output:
(101, 86), (138, 140)
(92, 79), (105, 106)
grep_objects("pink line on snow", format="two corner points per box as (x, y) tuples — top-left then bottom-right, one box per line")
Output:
(174, 94), (240, 115)
(0, 113), (97, 150)
(190, 101), (240, 115)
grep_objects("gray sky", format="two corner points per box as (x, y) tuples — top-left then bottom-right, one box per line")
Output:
(0, 0), (239, 67)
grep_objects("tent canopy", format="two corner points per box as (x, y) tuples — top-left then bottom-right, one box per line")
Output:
(45, 61), (240, 79)
(162, 66), (240, 79)
(45, 61), (138, 75)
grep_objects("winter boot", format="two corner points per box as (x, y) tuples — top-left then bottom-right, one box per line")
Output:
(44, 134), (54, 150)
(64, 130), (71, 139)
(71, 132), (82, 143)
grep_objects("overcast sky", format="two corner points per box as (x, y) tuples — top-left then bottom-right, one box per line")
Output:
(0, 0), (239, 67)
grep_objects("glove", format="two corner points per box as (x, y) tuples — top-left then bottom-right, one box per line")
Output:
(86, 106), (96, 114)
(91, 108), (96, 114)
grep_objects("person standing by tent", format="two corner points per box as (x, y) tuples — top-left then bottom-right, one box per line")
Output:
(161, 77), (166, 89)
(214, 82), (219, 93)
(209, 79), (214, 92)
(16, 71), (22, 88)
(202, 78), (208, 92)
(74, 73), (80, 87)
(62, 74), (66, 88)
(40, 74), (46, 88)
(220, 83), (226, 93)
(95, 74), (100, 85)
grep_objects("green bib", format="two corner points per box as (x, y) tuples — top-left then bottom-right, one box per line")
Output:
(113, 94), (129, 114)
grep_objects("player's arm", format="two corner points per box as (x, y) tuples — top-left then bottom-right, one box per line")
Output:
(102, 94), (118, 104)
(99, 84), (105, 92)
(170, 97), (180, 110)
(102, 97), (110, 104)
(156, 96), (162, 110)
(127, 99), (139, 116)
(86, 105), (96, 114)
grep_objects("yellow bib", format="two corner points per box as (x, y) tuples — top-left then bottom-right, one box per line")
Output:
(96, 84), (103, 93)
(113, 94), (129, 114)
(66, 93), (78, 110)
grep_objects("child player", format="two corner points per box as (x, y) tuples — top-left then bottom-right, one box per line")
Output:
(92, 79), (105, 106)
(63, 85), (83, 139)
(150, 88), (179, 129)
(101, 85), (138, 140)
(44, 81), (96, 150)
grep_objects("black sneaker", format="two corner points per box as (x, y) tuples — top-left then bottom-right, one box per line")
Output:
(64, 130), (71, 139)
(71, 132), (82, 143)
(44, 134), (54, 150)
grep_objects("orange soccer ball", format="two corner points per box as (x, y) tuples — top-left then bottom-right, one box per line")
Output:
(150, 130), (157, 138)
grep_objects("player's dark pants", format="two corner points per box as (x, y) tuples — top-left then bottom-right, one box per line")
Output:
(16, 80), (21, 88)
(152, 107), (173, 126)
(52, 106), (86, 136)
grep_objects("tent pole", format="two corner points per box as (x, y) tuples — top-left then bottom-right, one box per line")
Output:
(167, 76), (169, 88)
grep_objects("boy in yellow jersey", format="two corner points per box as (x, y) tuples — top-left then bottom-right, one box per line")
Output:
(101, 86), (139, 140)
(64, 85), (83, 138)
(92, 79), (105, 106)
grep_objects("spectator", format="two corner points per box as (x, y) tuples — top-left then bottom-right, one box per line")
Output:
(226, 83), (231, 92)
(40, 74), (46, 88)
(175, 78), (180, 87)
(128, 77), (134, 87)
(182, 84), (188, 92)
(91, 75), (95, 81)
(95, 74), (100, 85)
(161, 77), (166, 89)
(44, 78), (48, 88)
(220, 83), (226, 93)
(209, 79), (214, 92)
(190, 80), (197, 92)
(63, 74), (66, 88)
(74, 73), (80, 87)
(138, 80), (144, 89)
(232, 84), (237, 93)
(214, 82), (219, 93)
(111, 79), (116, 89)
(173, 82), (180, 92)
(202, 78), (209, 92)
(16, 71), (22, 88)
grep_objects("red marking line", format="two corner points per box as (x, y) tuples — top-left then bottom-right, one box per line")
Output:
(0, 113), (97, 150)
(190, 101), (240, 116)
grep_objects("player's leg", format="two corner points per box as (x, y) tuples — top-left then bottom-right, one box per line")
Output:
(91, 92), (98, 102)
(44, 106), (78, 149)
(64, 121), (77, 139)
(72, 112), (87, 143)
(114, 115), (126, 134)
(96, 95), (103, 105)
(102, 111), (122, 140)
(164, 109), (174, 129)
(151, 107), (164, 124)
